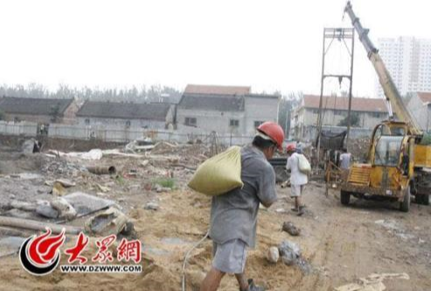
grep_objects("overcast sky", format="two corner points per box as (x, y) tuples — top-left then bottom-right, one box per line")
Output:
(0, 0), (429, 97)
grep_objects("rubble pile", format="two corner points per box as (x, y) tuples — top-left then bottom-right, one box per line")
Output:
(349, 137), (371, 162)
(41, 158), (86, 177)
(0, 141), (210, 237)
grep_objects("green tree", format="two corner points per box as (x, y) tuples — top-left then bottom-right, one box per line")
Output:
(278, 92), (301, 136)
(338, 113), (360, 127)
(49, 103), (61, 123)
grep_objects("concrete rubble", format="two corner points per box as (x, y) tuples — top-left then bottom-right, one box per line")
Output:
(84, 207), (129, 236)
(51, 197), (77, 220)
(282, 221), (301, 236)
(278, 240), (301, 266)
(266, 246), (280, 264)
(0, 141), (210, 242)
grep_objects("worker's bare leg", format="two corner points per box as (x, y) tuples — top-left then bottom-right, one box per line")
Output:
(200, 267), (225, 291)
(235, 273), (249, 291)
(300, 186), (305, 208)
(294, 196), (301, 210)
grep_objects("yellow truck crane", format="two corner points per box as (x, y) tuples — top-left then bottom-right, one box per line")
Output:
(340, 1), (431, 212)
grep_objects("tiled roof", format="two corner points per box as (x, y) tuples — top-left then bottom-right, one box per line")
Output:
(178, 94), (244, 112)
(0, 97), (74, 116)
(418, 92), (431, 103)
(245, 94), (279, 100)
(302, 95), (388, 113)
(184, 84), (251, 95)
(76, 101), (170, 121)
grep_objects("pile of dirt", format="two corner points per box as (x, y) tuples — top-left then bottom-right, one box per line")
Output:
(0, 152), (47, 175)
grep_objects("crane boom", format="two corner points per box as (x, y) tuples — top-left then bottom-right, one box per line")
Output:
(344, 1), (422, 136)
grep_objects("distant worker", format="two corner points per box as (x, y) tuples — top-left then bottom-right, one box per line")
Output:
(201, 121), (284, 291)
(33, 140), (41, 153)
(286, 144), (308, 216)
(339, 148), (352, 170)
(296, 141), (302, 152)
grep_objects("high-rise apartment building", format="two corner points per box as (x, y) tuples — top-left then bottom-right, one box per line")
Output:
(375, 37), (431, 98)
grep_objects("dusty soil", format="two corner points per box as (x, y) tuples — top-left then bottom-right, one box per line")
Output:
(0, 145), (430, 291)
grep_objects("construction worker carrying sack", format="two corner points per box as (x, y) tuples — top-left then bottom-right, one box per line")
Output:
(200, 121), (284, 291)
(286, 143), (310, 216)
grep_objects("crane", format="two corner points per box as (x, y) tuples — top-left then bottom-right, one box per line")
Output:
(335, 1), (431, 212)
(344, 1), (422, 136)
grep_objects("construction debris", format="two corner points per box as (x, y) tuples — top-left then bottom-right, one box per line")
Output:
(151, 141), (178, 155)
(87, 166), (116, 175)
(47, 149), (103, 160)
(334, 273), (410, 291)
(266, 246), (280, 264)
(278, 240), (301, 266)
(51, 181), (66, 196)
(36, 201), (59, 219)
(282, 221), (301, 236)
(7, 201), (36, 212)
(144, 201), (159, 211)
(95, 184), (111, 193)
(140, 160), (150, 167)
(50, 197), (77, 220)
(54, 179), (76, 188)
(62, 192), (116, 216)
(124, 140), (154, 153)
(84, 207), (129, 236)
(21, 139), (40, 154)
(0, 216), (83, 234)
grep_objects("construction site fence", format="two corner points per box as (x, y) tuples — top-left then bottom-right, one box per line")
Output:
(296, 125), (374, 142)
(0, 121), (38, 137)
(0, 121), (254, 146)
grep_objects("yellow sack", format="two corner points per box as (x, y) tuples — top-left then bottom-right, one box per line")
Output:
(188, 146), (243, 196)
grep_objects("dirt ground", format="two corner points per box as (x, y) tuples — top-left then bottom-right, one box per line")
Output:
(0, 142), (430, 291)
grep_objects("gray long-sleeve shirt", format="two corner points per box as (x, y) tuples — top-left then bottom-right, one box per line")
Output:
(209, 144), (277, 248)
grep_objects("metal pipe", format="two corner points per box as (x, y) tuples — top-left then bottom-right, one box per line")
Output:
(316, 28), (327, 169)
(87, 166), (116, 175)
(346, 29), (355, 151)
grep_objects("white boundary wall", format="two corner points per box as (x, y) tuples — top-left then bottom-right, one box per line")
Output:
(0, 122), (254, 146)
(0, 121), (38, 136)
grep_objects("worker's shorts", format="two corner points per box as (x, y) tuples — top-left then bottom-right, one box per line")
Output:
(290, 184), (304, 197)
(212, 239), (247, 274)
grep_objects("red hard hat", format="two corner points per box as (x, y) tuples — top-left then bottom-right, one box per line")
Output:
(286, 144), (296, 153)
(257, 121), (284, 150)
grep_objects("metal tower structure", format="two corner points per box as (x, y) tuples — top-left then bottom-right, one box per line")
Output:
(316, 27), (355, 163)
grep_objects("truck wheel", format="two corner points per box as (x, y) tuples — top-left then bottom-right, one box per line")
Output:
(422, 194), (430, 206)
(415, 194), (422, 204)
(400, 187), (411, 212)
(341, 190), (350, 206)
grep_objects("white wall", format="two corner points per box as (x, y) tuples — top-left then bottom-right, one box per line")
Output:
(243, 96), (279, 135)
(295, 108), (387, 129)
(0, 121), (254, 146)
(77, 117), (166, 129)
(0, 121), (37, 136)
(176, 108), (246, 135)
(176, 96), (279, 136)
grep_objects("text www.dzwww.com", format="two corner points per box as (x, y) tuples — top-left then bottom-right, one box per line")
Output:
(60, 265), (142, 273)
